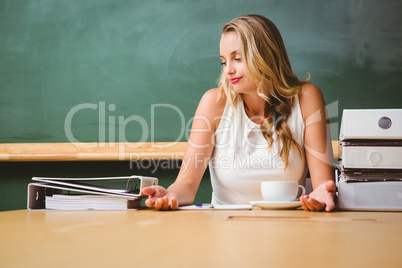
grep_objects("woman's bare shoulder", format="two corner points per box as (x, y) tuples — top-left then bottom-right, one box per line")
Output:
(298, 83), (325, 122)
(196, 88), (227, 130)
(299, 83), (323, 100)
(198, 88), (226, 114)
(202, 88), (226, 104)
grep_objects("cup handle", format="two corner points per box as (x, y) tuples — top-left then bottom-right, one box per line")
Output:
(296, 185), (306, 200)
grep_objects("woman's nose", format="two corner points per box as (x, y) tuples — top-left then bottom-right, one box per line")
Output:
(225, 62), (235, 75)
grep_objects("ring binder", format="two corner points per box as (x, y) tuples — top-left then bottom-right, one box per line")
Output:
(28, 175), (158, 210)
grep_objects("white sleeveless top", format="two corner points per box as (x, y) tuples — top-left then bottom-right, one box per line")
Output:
(209, 96), (308, 205)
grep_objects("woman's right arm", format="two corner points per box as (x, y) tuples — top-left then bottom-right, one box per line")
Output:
(142, 88), (225, 210)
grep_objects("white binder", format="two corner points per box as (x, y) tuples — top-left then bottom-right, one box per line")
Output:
(27, 175), (158, 210)
(340, 109), (402, 140)
(341, 145), (402, 169)
(338, 180), (402, 211)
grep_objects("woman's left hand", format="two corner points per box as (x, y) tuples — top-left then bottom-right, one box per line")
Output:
(300, 180), (336, 212)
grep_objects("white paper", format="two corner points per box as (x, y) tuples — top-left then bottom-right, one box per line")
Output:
(45, 194), (140, 210)
(179, 204), (252, 210)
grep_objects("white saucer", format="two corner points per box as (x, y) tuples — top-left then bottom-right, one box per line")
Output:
(249, 201), (301, 210)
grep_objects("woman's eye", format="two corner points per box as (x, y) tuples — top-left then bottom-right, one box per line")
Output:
(221, 62), (226, 66)
(235, 58), (241, 62)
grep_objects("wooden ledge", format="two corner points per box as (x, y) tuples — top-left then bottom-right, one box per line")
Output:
(0, 141), (341, 161)
(0, 142), (187, 161)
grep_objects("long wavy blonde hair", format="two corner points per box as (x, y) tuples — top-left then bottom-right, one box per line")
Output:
(218, 15), (309, 169)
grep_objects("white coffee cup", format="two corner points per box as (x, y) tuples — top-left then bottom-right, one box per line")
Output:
(261, 181), (305, 202)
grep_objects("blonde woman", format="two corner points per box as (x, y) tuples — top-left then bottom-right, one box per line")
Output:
(143, 15), (336, 212)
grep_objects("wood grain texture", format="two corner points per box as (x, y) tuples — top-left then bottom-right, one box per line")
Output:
(0, 142), (187, 161)
(0, 141), (340, 161)
(0, 209), (401, 267)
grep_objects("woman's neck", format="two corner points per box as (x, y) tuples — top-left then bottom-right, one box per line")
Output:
(242, 93), (266, 124)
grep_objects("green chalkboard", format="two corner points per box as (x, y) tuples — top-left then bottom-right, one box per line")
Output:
(1, 0), (402, 143)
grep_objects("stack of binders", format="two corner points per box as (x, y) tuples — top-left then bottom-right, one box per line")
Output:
(337, 109), (402, 211)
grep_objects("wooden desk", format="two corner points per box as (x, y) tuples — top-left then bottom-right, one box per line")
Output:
(0, 209), (401, 267)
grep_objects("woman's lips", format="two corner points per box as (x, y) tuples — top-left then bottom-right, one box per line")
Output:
(230, 77), (242, 84)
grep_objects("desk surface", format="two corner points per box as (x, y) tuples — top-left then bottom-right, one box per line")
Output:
(1, 209), (401, 268)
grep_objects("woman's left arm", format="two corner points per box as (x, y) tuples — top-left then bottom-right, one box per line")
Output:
(298, 84), (336, 212)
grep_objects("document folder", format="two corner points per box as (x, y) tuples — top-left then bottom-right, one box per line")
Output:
(340, 109), (402, 140)
(338, 180), (402, 211)
(27, 175), (158, 211)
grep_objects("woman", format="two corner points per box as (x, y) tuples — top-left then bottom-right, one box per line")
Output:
(143, 15), (336, 212)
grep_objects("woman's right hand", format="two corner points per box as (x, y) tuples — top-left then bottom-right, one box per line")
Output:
(142, 186), (179, 210)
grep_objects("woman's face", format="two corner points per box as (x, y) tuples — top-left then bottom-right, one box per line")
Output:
(219, 31), (257, 95)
